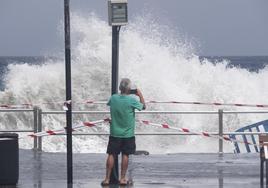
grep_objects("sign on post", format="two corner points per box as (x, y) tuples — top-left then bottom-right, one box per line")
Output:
(108, 0), (128, 26)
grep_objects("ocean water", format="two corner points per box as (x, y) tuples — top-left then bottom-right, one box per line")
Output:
(0, 13), (268, 154)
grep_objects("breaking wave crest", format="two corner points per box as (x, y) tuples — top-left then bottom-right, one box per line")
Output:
(1, 12), (268, 153)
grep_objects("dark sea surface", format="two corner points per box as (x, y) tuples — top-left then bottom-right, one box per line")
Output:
(199, 56), (268, 72)
(0, 56), (267, 90)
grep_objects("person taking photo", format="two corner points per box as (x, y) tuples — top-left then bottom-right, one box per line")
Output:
(101, 78), (146, 186)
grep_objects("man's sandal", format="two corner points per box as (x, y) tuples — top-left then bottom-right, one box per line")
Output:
(101, 181), (110, 186)
(119, 180), (133, 186)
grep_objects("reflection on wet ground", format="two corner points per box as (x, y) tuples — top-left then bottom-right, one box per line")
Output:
(3, 150), (265, 188)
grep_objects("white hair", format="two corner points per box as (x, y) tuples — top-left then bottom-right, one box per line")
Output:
(119, 78), (131, 93)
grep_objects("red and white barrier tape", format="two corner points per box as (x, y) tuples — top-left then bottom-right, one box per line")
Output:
(2, 99), (268, 109)
(0, 103), (33, 109)
(27, 118), (110, 138)
(137, 119), (259, 147)
(0, 101), (68, 109)
(78, 100), (107, 105)
(147, 101), (268, 108)
(22, 116), (258, 148)
(81, 100), (268, 108)
(72, 99), (268, 109)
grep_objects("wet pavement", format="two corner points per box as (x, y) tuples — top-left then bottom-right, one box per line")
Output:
(9, 150), (265, 187)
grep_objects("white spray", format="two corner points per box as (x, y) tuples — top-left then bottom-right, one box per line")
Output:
(0, 13), (268, 153)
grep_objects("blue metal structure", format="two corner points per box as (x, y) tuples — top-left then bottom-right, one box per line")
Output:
(230, 120), (268, 153)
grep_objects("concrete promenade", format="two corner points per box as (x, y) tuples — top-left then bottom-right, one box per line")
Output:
(15, 150), (262, 188)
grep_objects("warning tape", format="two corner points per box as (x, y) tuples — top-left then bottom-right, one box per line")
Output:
(26, 118), (110, 138)
(1, 99), (268, 109)
(83, 100), (268, 108)
(21, 116), (259, 149)
(147, 101), (268, 108)
(137, 119), (259, 147)
(0, 103), (33, 109)
(0, 101), (68, 110)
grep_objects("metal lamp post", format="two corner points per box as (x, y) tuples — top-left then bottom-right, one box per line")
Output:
(64, 0), (73, 185)
(108, 0), (128, 184)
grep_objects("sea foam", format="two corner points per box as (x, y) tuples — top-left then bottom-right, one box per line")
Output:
(0, 13), (268, 153)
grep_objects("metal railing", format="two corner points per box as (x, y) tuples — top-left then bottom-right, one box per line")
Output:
(0, 107), (37, 148)
(1, 107), (268, 154)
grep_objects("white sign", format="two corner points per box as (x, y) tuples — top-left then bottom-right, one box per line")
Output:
(108, 0), (128, 26)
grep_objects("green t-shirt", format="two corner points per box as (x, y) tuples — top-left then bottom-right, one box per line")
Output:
(107, 94), (144, 138)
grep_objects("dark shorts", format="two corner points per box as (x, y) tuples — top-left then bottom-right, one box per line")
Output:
(106, 136), (136, 155)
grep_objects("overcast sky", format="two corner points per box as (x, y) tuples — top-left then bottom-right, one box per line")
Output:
(0, 0), (267, 56)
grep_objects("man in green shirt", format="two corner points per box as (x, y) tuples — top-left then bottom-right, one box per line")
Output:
(101, 78), (146, 186)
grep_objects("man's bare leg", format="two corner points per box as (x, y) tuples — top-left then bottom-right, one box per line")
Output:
(120, 154), (129, 184)
(102, 154), (114, 184)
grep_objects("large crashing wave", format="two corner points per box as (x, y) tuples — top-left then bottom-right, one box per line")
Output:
(0, 13), (268, 153)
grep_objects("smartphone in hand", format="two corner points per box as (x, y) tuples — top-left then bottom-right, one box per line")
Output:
(130, 89), (137, 94)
